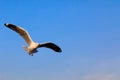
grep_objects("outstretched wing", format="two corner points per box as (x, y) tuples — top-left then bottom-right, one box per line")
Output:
(4, 23), (33, 45)
(38, 42), (62, 52)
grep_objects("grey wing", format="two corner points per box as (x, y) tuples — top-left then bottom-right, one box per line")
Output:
(38, 42), (62, 52)
(4, 23), (33, 45)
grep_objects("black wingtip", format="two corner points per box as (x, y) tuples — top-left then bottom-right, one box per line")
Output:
(4, 23), (17, 29)
(57, 48), (62, 53)
(51, 44), (62, 53)
(4, 23), (8, 26)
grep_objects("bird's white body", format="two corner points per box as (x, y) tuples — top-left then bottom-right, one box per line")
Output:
(23, 42), (39, 55)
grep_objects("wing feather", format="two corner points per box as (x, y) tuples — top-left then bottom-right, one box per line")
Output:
(4, 23), (33, 45)
(38, 42), (62, 52)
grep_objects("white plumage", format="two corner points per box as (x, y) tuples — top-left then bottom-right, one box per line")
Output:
(4, 23), (62, 56)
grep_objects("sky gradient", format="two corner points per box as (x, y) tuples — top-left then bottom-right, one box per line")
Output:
(0, 0), (120, 80)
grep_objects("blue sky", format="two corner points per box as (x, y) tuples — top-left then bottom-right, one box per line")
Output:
(0, 0), (120, 80)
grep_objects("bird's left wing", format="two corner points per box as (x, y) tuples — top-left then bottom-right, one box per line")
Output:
(4, 23), (33, 45)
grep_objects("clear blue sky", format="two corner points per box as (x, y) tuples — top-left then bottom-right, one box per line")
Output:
(0, 0), (120, 80)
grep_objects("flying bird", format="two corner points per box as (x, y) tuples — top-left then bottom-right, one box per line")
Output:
(4, 23), (62, 56)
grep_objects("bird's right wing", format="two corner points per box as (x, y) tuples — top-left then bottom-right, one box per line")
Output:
(38, 42), (62, 52)
(4, 23), (33, 45)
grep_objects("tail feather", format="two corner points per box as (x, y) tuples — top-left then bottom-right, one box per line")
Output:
(38, 42), (62, 52)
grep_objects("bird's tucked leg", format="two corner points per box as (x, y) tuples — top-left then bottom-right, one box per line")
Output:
(31, 54), (33, 56)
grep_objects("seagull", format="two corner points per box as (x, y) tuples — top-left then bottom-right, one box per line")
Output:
(4, 23), (62, 56)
